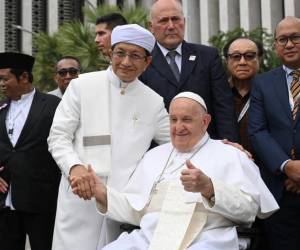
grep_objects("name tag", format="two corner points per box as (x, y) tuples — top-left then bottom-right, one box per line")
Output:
(83, 135), (111, 146)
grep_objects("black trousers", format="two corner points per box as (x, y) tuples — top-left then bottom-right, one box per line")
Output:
(0, 208), (56, 250)
(263, 190), (300, 250)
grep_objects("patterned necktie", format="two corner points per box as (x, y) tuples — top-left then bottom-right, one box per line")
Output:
(167, 50), (180, 82)
(290, 70), (300, 120)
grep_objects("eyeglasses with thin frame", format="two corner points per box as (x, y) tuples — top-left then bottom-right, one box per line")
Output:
(112, 50), (147, 61)
(227, 52), (257, 62)
(275, 34), (300, 46)
(56, 67), (80, 77)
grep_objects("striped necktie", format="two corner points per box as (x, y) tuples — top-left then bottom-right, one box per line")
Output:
(290, 70), (300, 120)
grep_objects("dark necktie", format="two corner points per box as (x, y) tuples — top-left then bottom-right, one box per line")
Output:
(167, 50), (180, 82)
(290, 70), (300, 120)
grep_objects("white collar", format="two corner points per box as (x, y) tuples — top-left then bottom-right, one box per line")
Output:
(11, 88), (35, 105)
(106, 66), (139, 92)
(157, 42), (182, 58)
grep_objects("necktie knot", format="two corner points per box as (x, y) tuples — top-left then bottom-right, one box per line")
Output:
(167, 50), (177, 60)
(167, 50), (180, 82)
(291, 70), (300, 80)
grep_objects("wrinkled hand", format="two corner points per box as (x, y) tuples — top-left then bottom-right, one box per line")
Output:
(180, 160), (214, 199)
(284, 178), (300, 194)
(222, 139), (253, 160)
(0, 166), (8, 194)
(284, 160), (300, 183)
(69, 164), (93, 200)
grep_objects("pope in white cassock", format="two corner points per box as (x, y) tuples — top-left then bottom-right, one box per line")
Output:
(47, 24), (170, 250)
(73, 92), (279, 250)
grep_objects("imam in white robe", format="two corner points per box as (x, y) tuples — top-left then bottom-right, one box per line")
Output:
(100, 133), (279, 250)
(48, 66), (170, 250)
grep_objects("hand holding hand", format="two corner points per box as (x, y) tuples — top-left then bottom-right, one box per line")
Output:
(69, 164), (93, 200)
(180, 160), (214, 199)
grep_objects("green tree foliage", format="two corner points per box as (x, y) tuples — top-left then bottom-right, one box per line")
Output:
(209, 27), (281, 73)
(32, 4), (148, 93)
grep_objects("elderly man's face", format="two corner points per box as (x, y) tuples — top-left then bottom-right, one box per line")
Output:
(274, 17), (300, 69)
(54, 59), (80, 94)
(111, 43), (151, 83)
(226, 39), (260, 81)
(149, 0), (185, 50)
(95, 23), (112, 57)
(169, 98), (211, 152)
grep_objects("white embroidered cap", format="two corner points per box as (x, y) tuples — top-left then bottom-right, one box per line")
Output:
(111, 24), (155, 53)
(173, 92), (207, 111)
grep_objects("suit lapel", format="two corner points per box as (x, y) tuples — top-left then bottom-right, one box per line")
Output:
(0, 100), (11, 145)
(272, 67), (292, 121)
(15, 91), (46, 147)
(178, 41), (198, 89)
(151, 44), (179, 87)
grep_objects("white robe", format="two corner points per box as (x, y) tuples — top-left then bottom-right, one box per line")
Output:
(101, 134), (279, 250)
(48, 67), (170, 250)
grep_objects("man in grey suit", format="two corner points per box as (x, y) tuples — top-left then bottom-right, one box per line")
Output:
(140, 0), (238, 141)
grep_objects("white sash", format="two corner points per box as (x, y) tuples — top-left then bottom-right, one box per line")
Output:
(79, 72), (111, 176)
(149, 181), (207, 250)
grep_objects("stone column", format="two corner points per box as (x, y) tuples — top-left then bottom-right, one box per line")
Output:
(0, 0), (5, 52)
(182, 0), (200, 44)
(284, 0), (300, 17)
(200, 0), (219, 45)
(261, 0), (283, 33)
(239, 0), (261, 31)
(219, 0), (240, 32)
(48, 0), (58, 35)
(22, 0), (33, 55)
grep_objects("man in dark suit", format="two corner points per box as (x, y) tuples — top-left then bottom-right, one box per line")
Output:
(248, 16), (300, 250)
(140, 0), (238, 141)
(0, 52), (61, 250)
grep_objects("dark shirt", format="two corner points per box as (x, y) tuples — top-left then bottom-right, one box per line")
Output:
(232, 87), (254, 156)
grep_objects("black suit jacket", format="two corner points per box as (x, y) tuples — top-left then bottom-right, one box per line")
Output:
(0, 90), (61, 213)
(140, 41), (238, 141)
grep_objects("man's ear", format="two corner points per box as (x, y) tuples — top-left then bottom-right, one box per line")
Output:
(147, 21), (154, 34)
(19, 71), (29, 83)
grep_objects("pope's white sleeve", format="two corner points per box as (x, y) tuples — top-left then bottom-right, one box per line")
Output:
(153, 101), (170, 145)
(202, 178), (259, 225)
(47, 80), (84, 178)
(96, 186), (142, 226)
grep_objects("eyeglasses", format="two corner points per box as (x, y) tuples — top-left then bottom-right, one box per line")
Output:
(56, 67), (80, 77)
(227, 52), (257, 62)
(112, 51), (147, 61)
(275, 34), (300, 46)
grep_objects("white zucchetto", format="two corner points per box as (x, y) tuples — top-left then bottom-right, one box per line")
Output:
(173, 92), (207, 111)
(111, 24), (155, 53)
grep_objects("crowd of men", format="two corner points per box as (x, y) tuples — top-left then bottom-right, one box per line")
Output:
(0, 0), (300, 250)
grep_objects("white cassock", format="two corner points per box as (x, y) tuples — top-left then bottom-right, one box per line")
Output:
(48, 66), (170, 250)
(100, 133), (279, 250)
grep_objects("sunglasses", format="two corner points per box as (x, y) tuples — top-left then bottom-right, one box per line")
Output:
(227, 52), (257, 61)
(56, 67), (80, 77)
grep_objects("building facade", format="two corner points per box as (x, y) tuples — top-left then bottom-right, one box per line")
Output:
(0, 0), (299, 55)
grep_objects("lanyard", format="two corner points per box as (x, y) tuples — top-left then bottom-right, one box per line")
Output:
(238, 98), (250, 123)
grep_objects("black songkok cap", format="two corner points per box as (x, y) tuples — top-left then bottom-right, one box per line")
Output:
(0, 52), (35, 72)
